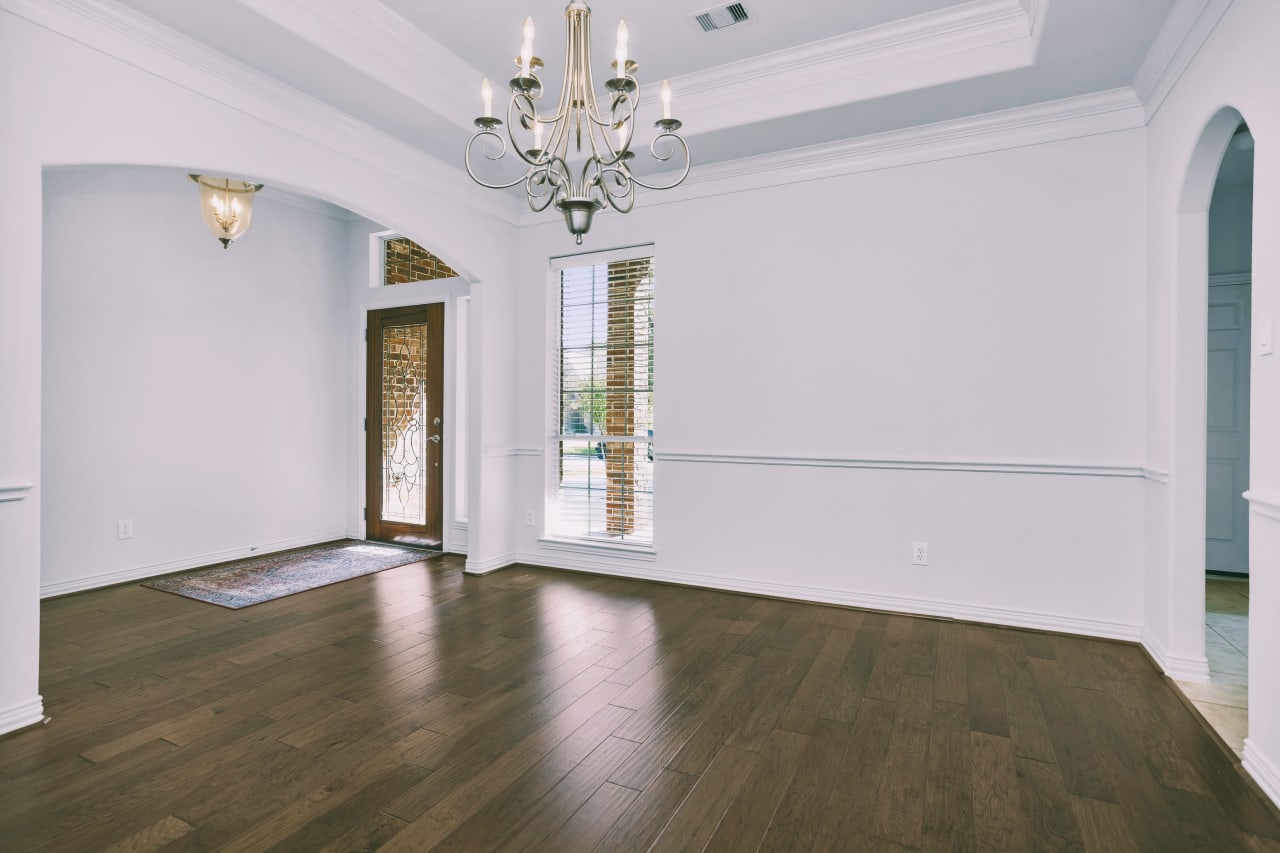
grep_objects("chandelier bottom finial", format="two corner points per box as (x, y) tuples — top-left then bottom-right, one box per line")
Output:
(556, 198), (605, 245)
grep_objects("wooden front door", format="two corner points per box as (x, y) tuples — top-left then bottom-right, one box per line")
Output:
(366, 303), (444, 547)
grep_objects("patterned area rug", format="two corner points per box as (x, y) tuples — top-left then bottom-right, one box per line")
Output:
(141, 540), (441, 609)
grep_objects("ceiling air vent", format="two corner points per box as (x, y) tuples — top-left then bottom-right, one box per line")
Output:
(693, 3), (749, 33)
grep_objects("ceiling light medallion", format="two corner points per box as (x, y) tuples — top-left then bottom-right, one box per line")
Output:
(465, 0), (691, 244)
(188, 174), (265, 249)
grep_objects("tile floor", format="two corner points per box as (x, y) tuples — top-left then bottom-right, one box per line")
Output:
(1176, 575), (1249, 755)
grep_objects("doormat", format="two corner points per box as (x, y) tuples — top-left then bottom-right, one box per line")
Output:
(141, 540), (441, 609)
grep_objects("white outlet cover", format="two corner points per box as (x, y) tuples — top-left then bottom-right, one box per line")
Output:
(912, 541), (928, 565)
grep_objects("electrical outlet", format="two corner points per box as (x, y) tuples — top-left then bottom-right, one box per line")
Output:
(117, 519), (134, 540)
(912, 541), (928, 566)
(525, 509), (535, 526)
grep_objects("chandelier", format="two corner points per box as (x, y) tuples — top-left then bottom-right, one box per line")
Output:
(465, 0), (690, 244)
(188, 175), (264, 249)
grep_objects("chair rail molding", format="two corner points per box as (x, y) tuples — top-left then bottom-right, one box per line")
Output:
(1243, 490), (1280, 522)
(0, 481), (35, 502)
(658, 451), (1147, 478)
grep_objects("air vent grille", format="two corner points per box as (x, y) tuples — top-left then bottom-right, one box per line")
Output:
(694, 3), (749, 33)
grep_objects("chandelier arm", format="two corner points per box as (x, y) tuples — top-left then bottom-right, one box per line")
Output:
(599, 91), (637, 166)
(464, 130), (530, 189)
(598, 167), (636, 213)
(526, 170), (557, 212)
(629, 133), (692, 191)
(507, 92), (555, 168)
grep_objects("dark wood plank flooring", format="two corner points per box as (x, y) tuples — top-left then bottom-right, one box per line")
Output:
(1, 556), (1277, 851)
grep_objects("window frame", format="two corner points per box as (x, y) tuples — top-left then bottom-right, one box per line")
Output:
(542, 244), (658, 555)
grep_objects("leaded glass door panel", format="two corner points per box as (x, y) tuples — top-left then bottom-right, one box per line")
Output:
(366, 303), (444, 547)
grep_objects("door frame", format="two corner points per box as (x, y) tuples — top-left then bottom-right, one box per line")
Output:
(355, 289), (467, 554)
(366, 302), (445, 547)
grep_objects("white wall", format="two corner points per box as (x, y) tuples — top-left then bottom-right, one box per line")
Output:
(1142, 0), (1280, 805)
(40, 167), (352, 594)
(0, 7), (519, 735)
(512, 127), (1149, 638)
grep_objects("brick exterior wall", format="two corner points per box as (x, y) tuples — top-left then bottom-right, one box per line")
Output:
(384, 236), (458, 285)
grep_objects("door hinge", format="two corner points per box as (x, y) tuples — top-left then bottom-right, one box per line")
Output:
(363, 328), (368, 341)
(363, 417), (367, 431)
(363, 507), (367, 520)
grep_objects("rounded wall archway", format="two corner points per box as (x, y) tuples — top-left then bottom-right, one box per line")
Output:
(1162, 105), (1249, 687)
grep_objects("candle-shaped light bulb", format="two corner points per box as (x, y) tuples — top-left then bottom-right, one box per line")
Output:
(480, 77), (493, 117)
(661, 80), (672, 120)
(533, 119), (544, 151)
(520, 16), (534, 76)
(615, 20), (628, 76)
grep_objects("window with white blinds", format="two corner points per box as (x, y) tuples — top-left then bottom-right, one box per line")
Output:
(553, 254), (654, 544)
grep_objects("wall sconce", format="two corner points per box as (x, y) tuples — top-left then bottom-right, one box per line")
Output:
(189, 174), (265, 249)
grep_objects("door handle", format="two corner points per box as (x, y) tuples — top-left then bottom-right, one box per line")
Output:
(428, 434), (441, 443)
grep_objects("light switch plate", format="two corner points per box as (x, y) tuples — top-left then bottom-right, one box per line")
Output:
(1260, 314), (1274, 356)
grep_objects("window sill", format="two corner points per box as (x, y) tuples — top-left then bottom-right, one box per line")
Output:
(537, 537), (657, 561)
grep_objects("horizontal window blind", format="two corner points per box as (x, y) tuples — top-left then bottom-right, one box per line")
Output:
(555, 255), (654, 543)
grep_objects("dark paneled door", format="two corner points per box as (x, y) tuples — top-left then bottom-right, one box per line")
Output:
(366, 303), (444, 547)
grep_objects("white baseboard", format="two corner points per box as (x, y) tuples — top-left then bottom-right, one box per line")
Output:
(464, 552), (516, 575)
(513, 551), (1142, 642)
(1244, 739), (1280, 809)
(1142, 629), (1211, 683)
(40, 531), (350, 598)
(0, 696), (45, 736)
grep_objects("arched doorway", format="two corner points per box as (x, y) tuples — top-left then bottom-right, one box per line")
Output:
(1167, 106), (1255, 752)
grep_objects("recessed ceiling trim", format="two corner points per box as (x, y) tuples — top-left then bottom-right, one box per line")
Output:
(3, 0), (520, 225)
(1132, 0), (1232, 122)
(666, 0), (1045, 136)
(520, 88), (1145, 224)
(239, 0), (482, 132)
(680, 0), (1036, 95)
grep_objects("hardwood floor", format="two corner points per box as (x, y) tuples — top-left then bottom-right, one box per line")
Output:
(2, 557), (1278, 851)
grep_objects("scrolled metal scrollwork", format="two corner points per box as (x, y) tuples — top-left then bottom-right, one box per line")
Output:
(463, 0), (690, 244)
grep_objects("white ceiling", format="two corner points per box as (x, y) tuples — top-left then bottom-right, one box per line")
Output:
(107, 0), (1180, 179)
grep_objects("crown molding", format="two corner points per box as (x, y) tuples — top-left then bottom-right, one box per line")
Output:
(670, 0), (1045, 136)
(521, 87), (1145, 225)
(0, 481), (34, 503)
(1133, 0), (1233, 122)
(232, 0), (481, 134)
(1, 0), (520, 226)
